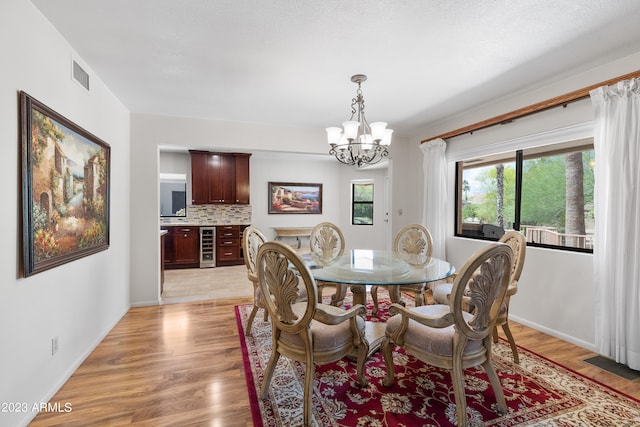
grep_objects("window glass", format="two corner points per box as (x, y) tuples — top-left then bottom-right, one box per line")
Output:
(521, 148), (594, 249)
(352, 182), (373, 225)
(455, 140), (594, 251)
(459, 155), (516, 239)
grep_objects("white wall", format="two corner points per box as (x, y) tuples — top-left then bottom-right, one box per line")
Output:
(131, 114), (361, 305)
(0, 1), (131, 426)
(249, 151), (341, 243)
(388, 137), (425, 238)
(412, 51), (640, 350)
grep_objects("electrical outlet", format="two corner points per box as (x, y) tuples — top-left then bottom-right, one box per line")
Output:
(52, 336), (59, 356)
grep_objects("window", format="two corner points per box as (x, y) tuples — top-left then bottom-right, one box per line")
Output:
(352, 182), (373, 225)
(456, 139), (594, 252)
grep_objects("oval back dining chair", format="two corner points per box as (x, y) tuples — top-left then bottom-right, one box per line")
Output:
(309, 222), (347, 306)
(492, 230), (526, 362)
(242, 225), (268, 336)
(257, 241), (369, 427)
(381, 243), (513, 427)
(432, 230), (526, 363)
(371, 223), (433, 314)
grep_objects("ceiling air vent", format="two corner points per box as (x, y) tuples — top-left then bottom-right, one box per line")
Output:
(72, 59), (90, 91)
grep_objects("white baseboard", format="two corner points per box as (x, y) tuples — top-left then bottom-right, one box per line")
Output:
(510, 314), (596, 353)
(18, 304), (130, 427)
(130, 298), (161, 307)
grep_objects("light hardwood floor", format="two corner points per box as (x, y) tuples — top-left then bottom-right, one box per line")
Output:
(30, 269), (639, 426)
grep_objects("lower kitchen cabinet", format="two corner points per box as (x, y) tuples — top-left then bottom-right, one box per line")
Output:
(216, 225), (247, 266)
(162, 224), (247, 269)
(163, 226), (200, 269)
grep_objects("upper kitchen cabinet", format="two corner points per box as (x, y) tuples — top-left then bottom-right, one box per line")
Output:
(234, 153), (251, 204)
(190, 151), (251, 205)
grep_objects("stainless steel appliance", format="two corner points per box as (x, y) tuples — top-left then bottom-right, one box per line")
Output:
(199, 227), (216, 268)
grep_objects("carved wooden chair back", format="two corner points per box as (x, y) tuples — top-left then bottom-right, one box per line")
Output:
(309, 222), (345, 265)
(257, 241), (368, 426)
(309, 222), (347, 305)
(449, 243), (512, 341)
(493, 230), (527, 362)
(372, 223), (433, 312)
(393, 223), (433, 265)
(382, 243), (513, 427)
(242, 226), (268, 335)
(499, 231), (526, 287)
(243, 226), (267, 280)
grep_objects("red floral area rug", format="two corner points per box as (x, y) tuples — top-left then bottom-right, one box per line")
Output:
(236, 292), (640, 426)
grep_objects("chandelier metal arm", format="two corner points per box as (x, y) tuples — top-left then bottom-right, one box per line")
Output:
(329, 142), (388, 167)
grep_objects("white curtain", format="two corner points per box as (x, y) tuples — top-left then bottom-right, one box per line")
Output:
(590, 78), (640, 370)
(420, 138), (448, 259)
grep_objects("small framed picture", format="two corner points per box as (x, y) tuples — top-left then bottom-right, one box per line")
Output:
(268, 182), (322, 214)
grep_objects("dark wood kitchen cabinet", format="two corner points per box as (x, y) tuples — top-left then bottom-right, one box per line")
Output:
(216, 225), (247, 266)
(190, 152), (209, 205)
(190, 151), (251, 205)
(162, 226), (200, 269)
(234, 154), (251, 204)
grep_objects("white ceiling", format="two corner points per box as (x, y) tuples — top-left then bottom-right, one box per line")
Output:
(32, 0), (640, 138)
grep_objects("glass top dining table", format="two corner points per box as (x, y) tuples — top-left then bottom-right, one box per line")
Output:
(305, 249), (455, 307)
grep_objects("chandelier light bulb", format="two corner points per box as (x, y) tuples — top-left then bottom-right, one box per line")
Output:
(381, 129), (393, 146)
(361, 134), (373, 151)
(369, 122), (387, 141)
(342, 121), (360, 140)
(326, 127), (342, 145)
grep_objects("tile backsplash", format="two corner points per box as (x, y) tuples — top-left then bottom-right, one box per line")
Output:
(160, 204), (252, 225)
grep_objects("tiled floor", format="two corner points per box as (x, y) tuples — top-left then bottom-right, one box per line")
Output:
(161, 264), (253, 304)
(160, 247), (310, 304)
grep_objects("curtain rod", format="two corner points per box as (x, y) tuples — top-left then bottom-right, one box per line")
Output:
(421, 69), (640, 144)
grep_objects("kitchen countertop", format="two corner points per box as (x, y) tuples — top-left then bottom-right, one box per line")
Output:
(161, 222), (249, 227)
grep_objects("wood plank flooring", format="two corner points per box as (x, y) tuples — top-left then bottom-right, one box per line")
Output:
(30, 269), (639, 426)
(31, 296), (255, 427)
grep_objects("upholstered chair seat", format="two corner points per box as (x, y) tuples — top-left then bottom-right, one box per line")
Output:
(431, 282), (453, 305)
(279, 303), (367, 355)
(386, 305), (483, 357)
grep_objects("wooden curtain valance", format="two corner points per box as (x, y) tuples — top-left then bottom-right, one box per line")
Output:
(421, 69), (640, 144)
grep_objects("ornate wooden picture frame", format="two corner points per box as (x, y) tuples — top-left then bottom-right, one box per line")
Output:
(20, 91), (110, 276)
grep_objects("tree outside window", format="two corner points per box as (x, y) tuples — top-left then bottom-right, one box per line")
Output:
(352, 182), (373, 225)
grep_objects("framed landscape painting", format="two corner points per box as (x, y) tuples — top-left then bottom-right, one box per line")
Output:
(20, 91), (110, 277)
(269, 182), (322, 214)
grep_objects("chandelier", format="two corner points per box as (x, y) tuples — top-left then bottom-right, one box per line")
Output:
(326, 74), (393, 167)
